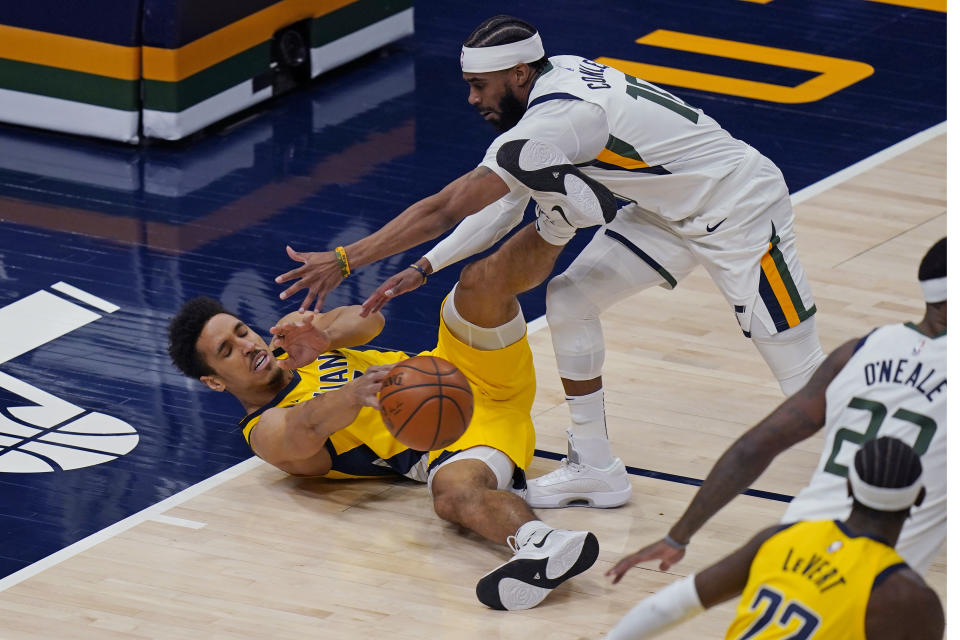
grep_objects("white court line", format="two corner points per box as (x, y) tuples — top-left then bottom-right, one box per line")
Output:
(1, 122), (945, 590)
(789, 121), (945, 206)
(0, 456), (263, 593)
(51, 282), (120, 314)
(527, 120), (946, 336)
(149, 514), (208, 530)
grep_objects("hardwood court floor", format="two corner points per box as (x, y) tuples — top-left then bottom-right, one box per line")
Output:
(0, 137), (946, 639)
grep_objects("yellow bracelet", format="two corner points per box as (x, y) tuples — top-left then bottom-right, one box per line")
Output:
(408, 263), (428, 283)
(335, 246), (350, 278)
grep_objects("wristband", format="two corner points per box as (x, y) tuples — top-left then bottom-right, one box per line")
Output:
(408, 263), (428, 284)
(335, 246), (350, 278)
(605, 574), (704, 640)
(664, 533), (688, 550)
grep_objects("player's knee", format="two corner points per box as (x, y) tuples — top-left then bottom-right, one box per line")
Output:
(751, 316), (826, 395)
(459, 255), (512, 301)
(431, 482), (475, 523)
(546, 274), (607, 379)
(431, 490), (458, 523)
(457, 258), (491, 294)
(546, 274), (598, 326)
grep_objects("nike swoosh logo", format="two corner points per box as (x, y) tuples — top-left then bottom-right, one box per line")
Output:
(551, 205), (572, 226)
(532, 530), (554, 548)
(706, 218), (727, 233)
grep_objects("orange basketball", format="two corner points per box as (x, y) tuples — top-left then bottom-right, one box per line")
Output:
(379, 355), (474, 451)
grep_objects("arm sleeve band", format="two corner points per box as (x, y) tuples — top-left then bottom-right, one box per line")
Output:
(421, 194), (528, 272)
(604, 574), (705, 640)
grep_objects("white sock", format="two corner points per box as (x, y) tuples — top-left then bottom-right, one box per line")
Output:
(566, 390), (614, 467)
(567, 389), (608, 438)
(569, 433), (614, 468)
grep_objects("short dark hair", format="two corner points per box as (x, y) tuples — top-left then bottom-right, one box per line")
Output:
(918, 237), (946, 282)
(852, 436), (923, 515)
(168, 297), (234, 379)
(464, 15), (549, 73)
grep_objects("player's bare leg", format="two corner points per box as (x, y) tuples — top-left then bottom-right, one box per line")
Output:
(434, 231), (601, 610)
(453, 222), (563, 329)
(431, 457), (598, 611)
(562, 377), (602, 396)
(431, 459), (532, 543)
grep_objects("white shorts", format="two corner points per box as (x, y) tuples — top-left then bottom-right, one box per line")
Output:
(568, 149), (816, 336)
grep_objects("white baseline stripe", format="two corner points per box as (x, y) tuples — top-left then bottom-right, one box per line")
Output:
(790, 121), (946, 206)
(149, 514), (207, 530)
(0, 456), (263, 593)
(51, 282), (120, 314)
(527, 120), (946, 336)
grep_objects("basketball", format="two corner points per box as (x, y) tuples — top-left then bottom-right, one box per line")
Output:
(379, 355), (474, 451)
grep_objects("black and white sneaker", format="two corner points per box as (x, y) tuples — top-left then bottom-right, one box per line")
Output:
(476, 527), (600, 611)
(534, 203), (577, 246)
(496, 139), (618, 228)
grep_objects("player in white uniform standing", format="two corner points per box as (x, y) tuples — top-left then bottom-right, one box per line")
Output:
(274, 15), (826, 509)
(607, 237), (946, 578)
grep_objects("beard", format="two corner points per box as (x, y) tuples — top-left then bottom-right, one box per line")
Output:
(266, 366), (286, 389)
(484, 88), (527, 132)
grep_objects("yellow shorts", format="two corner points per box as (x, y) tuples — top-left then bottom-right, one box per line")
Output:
(246, 308), (539, 481)
(423, 313), (537, 470)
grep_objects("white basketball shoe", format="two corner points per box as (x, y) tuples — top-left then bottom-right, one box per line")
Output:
(533, 203), (576, 245)
(526, 455), (632, 509)
(496, 138), (617, 234)
(476, 527), (599, 611)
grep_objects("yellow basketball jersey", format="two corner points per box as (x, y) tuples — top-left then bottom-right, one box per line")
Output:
(724, 520), (906, 640)
(239, 315), (537, 480)
(240, 347), (421, 479)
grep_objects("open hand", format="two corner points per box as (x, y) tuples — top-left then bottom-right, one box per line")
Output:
(605, 538), (687, 584)
(269, 312), (331, 369)
(275, 245), (344, 312)
(361, 267), (427, 317)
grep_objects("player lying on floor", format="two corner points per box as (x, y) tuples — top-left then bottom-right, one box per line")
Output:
(167, 224), (598, 611)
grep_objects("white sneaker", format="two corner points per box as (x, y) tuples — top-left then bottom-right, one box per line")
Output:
(476, 528), (599, 611)
(526, 458), (632, 508)
(496, 138), (617, 227)
(534, 203), (577, 245)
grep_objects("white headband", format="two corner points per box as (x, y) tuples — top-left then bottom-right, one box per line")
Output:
(849, 463), (923, 512)
(920, 276), (946, 303)
(461, 33), (545, 73)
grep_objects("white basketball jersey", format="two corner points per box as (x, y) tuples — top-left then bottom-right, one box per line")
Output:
(782, 323), (947, 571)
(500, 55), (754, 220)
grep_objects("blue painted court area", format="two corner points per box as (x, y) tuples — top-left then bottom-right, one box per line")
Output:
(0, 1), (944, 579)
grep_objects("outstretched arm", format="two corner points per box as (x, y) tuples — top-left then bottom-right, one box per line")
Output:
(604, 526), (779, 639)
(607, 338), (859, 581)
(269, 305), (385, 369)
(248, 364), (393, 475)
(361, 193), (529, 315)
(275, 167), (510, 311)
